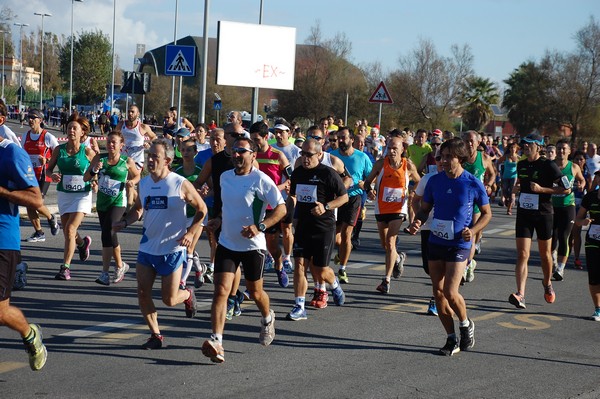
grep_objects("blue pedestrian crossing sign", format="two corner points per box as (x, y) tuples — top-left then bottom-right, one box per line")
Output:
(165, 45), (196, 77)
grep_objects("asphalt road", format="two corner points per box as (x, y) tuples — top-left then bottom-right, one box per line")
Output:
(1, 119), (598, 398)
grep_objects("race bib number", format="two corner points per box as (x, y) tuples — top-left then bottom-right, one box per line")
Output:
(383, 187), (404, 203)
(62, 175), (85, 192)
(431, 218), (454, 240)
(145, 196), (168, 210)
(589, 225), (600, 241)
(99, 175), (122, 198)
(29, 155), (41, 168)
(296, 184), (317, 203)
(519, 193), (539, 210)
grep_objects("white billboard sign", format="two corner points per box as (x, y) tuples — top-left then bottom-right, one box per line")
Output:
(217, 21), (296, 90)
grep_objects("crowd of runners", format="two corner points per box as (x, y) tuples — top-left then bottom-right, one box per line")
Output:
(1, 101), (599, 369)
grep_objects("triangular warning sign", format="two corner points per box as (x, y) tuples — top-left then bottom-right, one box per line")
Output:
(167, 50), (192, 72)
(369, 81), (393, 104)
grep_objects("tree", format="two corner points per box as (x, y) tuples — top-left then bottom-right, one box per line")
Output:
(0, 6), (17, 58)
(59, 30), (113, 105)
(388, 39), (474, 130)
(460, 76), (499, 131)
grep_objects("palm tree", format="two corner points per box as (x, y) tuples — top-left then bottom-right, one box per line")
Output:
(460, 76), (500, 131)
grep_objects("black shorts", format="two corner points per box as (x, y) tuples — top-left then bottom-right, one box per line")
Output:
(375, 213), (406, 223)
(0, 250), (20, 300)
(427, 242), (470, 264)
(264, 209), (281, 234)
(214, 244), (266, 282)
(585, 244), (600, 285)
(515, 212), (553, 240)
(293, 228), (336, 267)
(281, 203), (294, 224)
(336, 195), (361, 226)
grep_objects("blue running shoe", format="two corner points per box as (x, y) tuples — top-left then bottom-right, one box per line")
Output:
(286, 305), (307, 321)
(332, 286), (345, 306)
(264, 254), (274, 271)
(282, 258), (293, 273)
(226, 297), (235, 320)
(277, 269), (289, 288)
(427, 299), (438, 316)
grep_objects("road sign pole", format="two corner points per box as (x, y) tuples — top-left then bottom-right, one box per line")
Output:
(378, 103), (382, 128)
(177, 76), (183, 129)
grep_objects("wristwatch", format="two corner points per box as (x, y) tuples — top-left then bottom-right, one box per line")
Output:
(324, 203), (331, 211)
(258, 223), (266, 232)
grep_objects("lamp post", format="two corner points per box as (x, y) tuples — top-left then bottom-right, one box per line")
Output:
(70, 0), (83, 114)
(34, 12), (51, 110)
(13, 22), (29, 111)
(0, 30), (6, 100)
(110, 0), (116, 114)
(171, 0), (179, 107)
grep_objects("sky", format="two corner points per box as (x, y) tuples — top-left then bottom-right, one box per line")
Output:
(4, 0), (600, 90)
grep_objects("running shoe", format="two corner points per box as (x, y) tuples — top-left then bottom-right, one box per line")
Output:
(259, 309), (275, 346)
(282, 258), (293, 273)
(194, 262), (206, 289)
(474, 241), (481, 255)
(13, 262), (27, 290)
(55, 265), (71, 280)
(465, 259), (477, 283)
(243, 289), (252, 301)
(48, 214), (60, 236)
(141, 333), (163, 350)
(376, 278), (390, 294)
(351, 237), (360, 249)
(332, 286), (345, 306)
(591, 309), (600, 322)
(552, 267), (564, 282)
(333, 253), (341, 265)
(338, 269), (349, 284)
(203, 267), (214, 283)
(264, 254), (274, 271)
(439, 337), (460, 356)
(113, 262), (129, 284)
(26, 231), (46, 243)
(184, 287), (197, 318)
(276, 268), (289, 288)
(459, 319), (475, 351)
(308, 289), (319, 307)
(287, 305), (307, 321)
(427, 299), (438, 316)
(392, 252), (406, 279)
(314, 290), (328, 309)
(544, 284), (556, 304)
(78, 236), (92, 261)
(226, 297), (235, 320)
(202, 338), (225, 363)
(95, 271), (110, 286)
(179, 280), (186, 290)
(24, 324), (47, 371)
(574, 258), (583, 270)
(508, 292), (526, 309)
(233, 297), (242, 317)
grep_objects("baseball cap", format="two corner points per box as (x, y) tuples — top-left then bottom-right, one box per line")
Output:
(28, 109), (44, 119)
(273, 123), (290, 131)
(521, 133), (544, 145)
(432, 129), (443, 137)
(176, 128), (191, 137)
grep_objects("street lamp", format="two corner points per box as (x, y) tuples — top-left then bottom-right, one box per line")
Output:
(70, 0), (83, 114)
(34, 12), (52, 110)
(13, 22), (29, 110)
(0, 30), (6, 100)
(110, 0), (116, 114)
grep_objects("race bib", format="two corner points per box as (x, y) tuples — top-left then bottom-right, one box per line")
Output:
(296, 184), (317, 203)
(62, 175), (85, 192)
(589, 224), (600, 241)
(383, 187), (404, 203)
(431, 218), (454, 240)
(519, 193), (539, 210)
(29, 155), (41, 168)
(99, 175), (122, 198)
(145, 196), (168, 210)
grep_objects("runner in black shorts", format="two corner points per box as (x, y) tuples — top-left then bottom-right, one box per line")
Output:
(286, 138), (349, 320)
(509, 133), (570, 309)
(575, 181), (600, 321)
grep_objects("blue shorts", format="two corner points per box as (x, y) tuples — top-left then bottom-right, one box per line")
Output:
(427, 243), (470, 264)
(137, 249), (186, 276)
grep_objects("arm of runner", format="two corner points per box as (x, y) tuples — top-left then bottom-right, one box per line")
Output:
(0, 185), (43, 209)
(113, 189), (143, 232)
(193, 157), (212, 189)
(483, 153), (496, 194)
(126, 157), (141, 188)
(574, 204), (593, 227)
(363, 158), (384, 197)
(84, 154), (102, 182)
(313, 193), (349, 217)
(177, 180), (208, 247)
(407, 159), (421, 184)
(407, 201), (433, 235)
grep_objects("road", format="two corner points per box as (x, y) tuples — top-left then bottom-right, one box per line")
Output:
(1, 192), (599, 398)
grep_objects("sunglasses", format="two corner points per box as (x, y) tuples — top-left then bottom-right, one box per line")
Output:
(435, 156), (442, 161)
(328, 139), (337, 142)
(231, 147), (254, 154)
(301, 151), (318, 158)
(229, 133), (245, 139)
(431, 142), (441, 146)
(308, 135), (323, 140)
